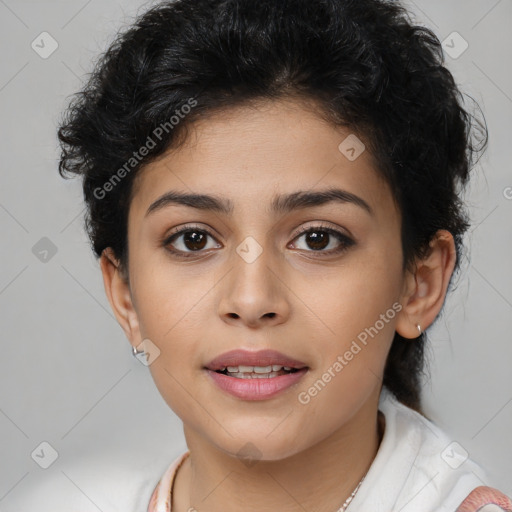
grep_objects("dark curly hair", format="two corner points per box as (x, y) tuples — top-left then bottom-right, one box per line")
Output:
(57, 0), (487, 413)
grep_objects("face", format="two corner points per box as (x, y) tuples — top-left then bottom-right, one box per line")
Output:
(121, 98), (409, 460)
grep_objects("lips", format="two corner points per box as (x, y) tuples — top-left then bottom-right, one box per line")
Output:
(204, 349), (309, 400)
(204, 349), (308, 371)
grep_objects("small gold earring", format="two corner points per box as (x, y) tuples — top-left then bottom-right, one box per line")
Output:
(417, 324), (422, 336)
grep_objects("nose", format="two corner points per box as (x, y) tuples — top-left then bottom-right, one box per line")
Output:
(217, 246), (291, 329)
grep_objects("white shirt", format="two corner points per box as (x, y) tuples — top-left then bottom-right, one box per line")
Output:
(348, 386), (496, 511)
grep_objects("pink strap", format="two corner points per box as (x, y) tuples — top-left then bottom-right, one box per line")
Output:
(147, 483), (160, 512)
(456, 486), (512, 512)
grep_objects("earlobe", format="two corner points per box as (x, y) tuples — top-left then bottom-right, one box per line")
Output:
(99, 248), (141, 347)
(395, 230), (457, 339)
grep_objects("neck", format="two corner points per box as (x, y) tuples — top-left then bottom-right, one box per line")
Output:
(173, 392), (384, 512)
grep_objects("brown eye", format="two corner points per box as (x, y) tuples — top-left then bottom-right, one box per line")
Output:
(163, 226), (220, 257)
(302, 231), (330, 251)
(180, 230), (208, 251)
(291, 226), (355, 255)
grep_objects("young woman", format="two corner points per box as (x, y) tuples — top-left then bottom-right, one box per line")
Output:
(57, 0), (512, 510)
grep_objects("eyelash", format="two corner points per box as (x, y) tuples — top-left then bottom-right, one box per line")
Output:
(162, 223), (355, 259)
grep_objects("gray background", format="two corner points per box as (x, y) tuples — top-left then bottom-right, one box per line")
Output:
(1, 0), (511, 509)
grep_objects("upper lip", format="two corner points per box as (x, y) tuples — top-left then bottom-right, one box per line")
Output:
(205, 349), (308, 370)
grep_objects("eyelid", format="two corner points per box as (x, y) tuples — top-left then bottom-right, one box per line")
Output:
(163, 222), (221, 242)
(292, 221), (353, 240)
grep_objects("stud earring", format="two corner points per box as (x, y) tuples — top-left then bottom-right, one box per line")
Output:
(132, 345), (145, 357)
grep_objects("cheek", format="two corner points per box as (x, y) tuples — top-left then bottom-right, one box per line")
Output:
(132, 251), (217, 340)
(130, 257), (220, 414)
(312, 252), (402, 338)
(302, 242), (403, 390)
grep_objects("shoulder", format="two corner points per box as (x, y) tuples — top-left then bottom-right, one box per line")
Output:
(379, 388), (480, 471)
(372, 388), (508, 511)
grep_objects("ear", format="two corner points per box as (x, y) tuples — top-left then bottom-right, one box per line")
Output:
(99, 248), (142, 350)
(395, 230), (457, 339)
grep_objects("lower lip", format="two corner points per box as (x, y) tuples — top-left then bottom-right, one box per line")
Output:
(205, 368), (308, 400)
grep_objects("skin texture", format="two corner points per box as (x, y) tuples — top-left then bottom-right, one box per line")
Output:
(100, 98), (456, 512)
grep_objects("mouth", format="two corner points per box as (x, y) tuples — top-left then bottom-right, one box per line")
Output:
(203, 349), (309, 400)
(211, 365), (302, 379)
(204, 348), (308, 379)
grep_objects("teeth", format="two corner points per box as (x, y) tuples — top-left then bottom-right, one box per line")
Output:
(253, 365), (272, 373)
(211, 364), (303, 379)
(226, 371), (283, 379)
(225, 365), (291, 373)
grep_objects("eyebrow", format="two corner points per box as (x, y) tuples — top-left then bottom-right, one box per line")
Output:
(145, 187), (373, 218)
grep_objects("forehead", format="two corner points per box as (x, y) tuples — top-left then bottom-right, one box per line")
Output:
(129, 98), (396, 221)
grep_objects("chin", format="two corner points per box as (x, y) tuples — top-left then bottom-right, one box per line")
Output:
(213, 431), (306, 464)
